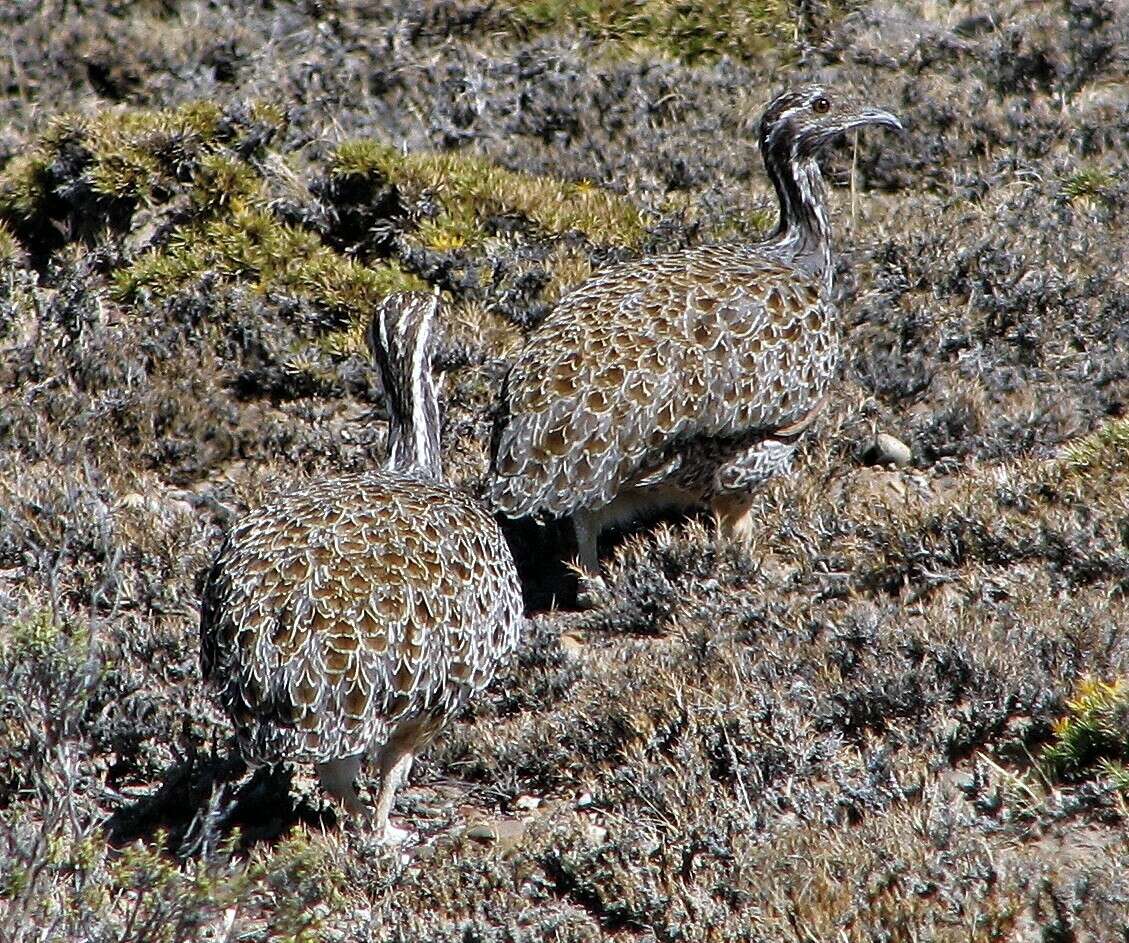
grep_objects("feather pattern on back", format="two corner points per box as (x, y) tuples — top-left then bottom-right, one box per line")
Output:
(488, 85), (902, 523)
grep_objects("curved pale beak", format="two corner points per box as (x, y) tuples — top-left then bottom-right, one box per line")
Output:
(846, 107), (904, 134)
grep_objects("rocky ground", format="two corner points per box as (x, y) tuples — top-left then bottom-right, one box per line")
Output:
(1, 0), (1128, 939)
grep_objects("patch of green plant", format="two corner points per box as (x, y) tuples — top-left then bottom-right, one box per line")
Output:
(499, 0), (796, 64)
(188, 153), (264, 212)
(0, 101), (288, 267)
(1, 826), (332, 942)
(1, 609), (84, 661)
(1040, 677), (1129, 788)
(114, 207), (425, 317)
(0, 610), (100, 806)
(1061, 166), (1114, 206)
(700, 205), (777, 243)
(330, 139), (646, 249)
(0, 102), (236, 219)
(0, 151), (53, 222)
(1060, 415), (1129, 471)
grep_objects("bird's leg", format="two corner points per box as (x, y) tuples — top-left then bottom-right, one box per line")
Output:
(315, 754), (366, 817)
(371, 747), (415, 845)
(571, 510), (609, 608)
(711, 494), (761, 542)
(711, 439), (797, 542)
(572, 510), (602, 575)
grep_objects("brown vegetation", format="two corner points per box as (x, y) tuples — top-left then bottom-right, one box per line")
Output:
(1, 0), (1127, 939)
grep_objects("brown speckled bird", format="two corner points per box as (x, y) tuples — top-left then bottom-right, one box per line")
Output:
(488, 85), (902, 591)
(200, 292), (524, 843)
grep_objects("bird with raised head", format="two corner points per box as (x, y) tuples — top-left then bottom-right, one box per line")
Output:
(487, 84), (903, 603)
(200, 292), (524, 843)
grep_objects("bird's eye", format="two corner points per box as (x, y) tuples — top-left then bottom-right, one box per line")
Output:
(812, 96), (831, 114)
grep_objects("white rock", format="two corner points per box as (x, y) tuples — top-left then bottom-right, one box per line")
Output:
(870, 433), (912, 467)
(584, 823), (608, 845)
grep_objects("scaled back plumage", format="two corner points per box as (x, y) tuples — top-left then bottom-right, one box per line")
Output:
(488, 86), (902, 536)
(200, 292), (524, 838)
(491, 247), (828, 518)
(200, 473), (522, 766)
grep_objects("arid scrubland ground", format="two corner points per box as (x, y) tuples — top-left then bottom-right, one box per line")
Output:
(1, 0), (1129, 939)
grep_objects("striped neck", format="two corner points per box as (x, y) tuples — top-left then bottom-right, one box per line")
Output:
(764, 145), (833, 292)
(370, 293), (443, 480)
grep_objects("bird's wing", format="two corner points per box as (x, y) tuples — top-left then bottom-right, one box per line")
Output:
(200, 475), (523, 763)
(488, 246), (828, 518)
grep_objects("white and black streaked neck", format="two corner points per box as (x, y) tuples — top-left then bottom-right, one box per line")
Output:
(765, 146), (833, 288)
(760, 107), (834, 290)
(368, 292), (443, 480)
(754, 85), (902, 296)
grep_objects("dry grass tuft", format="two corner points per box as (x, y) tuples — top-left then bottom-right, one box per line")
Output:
(1, 0), (1128, 938)
(497, 0), (798, 64)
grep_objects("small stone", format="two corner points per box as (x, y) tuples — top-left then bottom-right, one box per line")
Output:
(559, 631), (585, 657)
(776, 812), (801, 830)
(576, 792), (594, 809)
(493, 819), (527, 844)
(584, 823), (608, 845)
(865, 433), (912, 467)
(465, 819), (526, 846)
(118, 492), (148, 511)
(465, 822), (497, 842)
(514, 794), (541, 811)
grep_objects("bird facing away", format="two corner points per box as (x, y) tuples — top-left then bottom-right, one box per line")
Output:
(488, 84), (902, 591)
(200, 292), (524, 843)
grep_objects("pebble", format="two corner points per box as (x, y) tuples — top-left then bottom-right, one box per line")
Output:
(584, 823), (608, 845)
(465, 823), (496, 842)
(866, 432), (912, 467)
(559, 631), (585, 657)
(465, 819), (526, 845)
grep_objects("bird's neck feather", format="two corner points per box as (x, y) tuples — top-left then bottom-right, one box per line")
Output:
(767, 150), (833, 293)
(381, 317), (443, 481)
(387, 384), (442, 480)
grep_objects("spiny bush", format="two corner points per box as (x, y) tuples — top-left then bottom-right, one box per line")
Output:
(1040, 677), (1129, 788)
(329, 139), (646, 251)
(0, 102), (281, 260)
(114, 208), (425, 321)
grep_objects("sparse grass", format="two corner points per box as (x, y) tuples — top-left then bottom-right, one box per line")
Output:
(1061, 415), (1129, 471)
(1061, 166), (1114, 207)
(3, 0), (1129, 938)
(499, 0), (797, 64)
(1061, 167), (1115, 199)
(0, 820), (332, 943)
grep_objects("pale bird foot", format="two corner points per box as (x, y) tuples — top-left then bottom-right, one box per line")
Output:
(380, 819), (416, 846)
(711, 495), (759, 544)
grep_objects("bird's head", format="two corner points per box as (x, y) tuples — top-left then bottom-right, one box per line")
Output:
(366, 290), (440, 395)
(758, 84), (902, 161)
